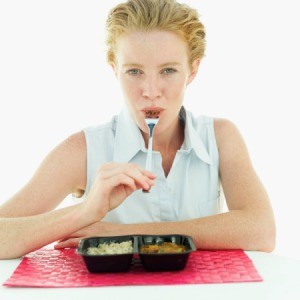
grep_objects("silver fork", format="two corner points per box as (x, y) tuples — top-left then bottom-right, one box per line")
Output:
(142, 118), (159, 193)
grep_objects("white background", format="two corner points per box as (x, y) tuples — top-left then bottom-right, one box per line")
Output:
(0, 1), (299, 260)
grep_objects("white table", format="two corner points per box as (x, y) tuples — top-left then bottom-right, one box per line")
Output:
(1, 251), (300, 300)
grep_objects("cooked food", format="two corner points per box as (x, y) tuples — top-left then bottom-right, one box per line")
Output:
(145, 110), (160, 117)
(140, 242), (186, 254)
(87, 240), (133, 255)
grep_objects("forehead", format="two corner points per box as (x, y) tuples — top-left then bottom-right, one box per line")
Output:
(115, 30), (189, 65)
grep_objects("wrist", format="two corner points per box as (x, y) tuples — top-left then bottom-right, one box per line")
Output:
(78, 202), (106, 227)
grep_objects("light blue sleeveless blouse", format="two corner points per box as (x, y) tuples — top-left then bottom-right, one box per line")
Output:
(75, 106), (222, 224)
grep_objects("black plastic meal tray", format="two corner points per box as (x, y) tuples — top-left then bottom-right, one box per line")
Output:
(76, 235), (134, 273)
(137, 235), (196, 271)
(77, 234), (196, 273)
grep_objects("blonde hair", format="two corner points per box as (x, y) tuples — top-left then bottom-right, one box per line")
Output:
(106, 0), (206, 66)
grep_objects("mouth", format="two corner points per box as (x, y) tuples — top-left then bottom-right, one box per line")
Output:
(142, 108), (163, 119)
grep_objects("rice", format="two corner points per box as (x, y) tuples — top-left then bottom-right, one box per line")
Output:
(87, 240), (133, 255)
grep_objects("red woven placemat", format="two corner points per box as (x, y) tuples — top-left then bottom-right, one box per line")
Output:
(3, 249), (262, 287)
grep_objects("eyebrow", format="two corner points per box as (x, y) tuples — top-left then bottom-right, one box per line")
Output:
(122, 62), (181, 68)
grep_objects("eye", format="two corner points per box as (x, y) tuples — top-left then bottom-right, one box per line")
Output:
(126, 69), (142, 75)
(161, 68), (177, 74)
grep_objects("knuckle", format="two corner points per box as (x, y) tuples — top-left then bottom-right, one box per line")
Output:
(117, 173), (126, 181)
(97, 162), (114, 175)
(101, 162), (114, 169)
(122, 165), (134, 175)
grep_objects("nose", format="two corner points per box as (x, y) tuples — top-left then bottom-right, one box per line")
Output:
(142, 76), (162, 101)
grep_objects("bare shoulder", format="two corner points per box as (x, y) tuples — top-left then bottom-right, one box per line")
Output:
(41, 131), (86, 178)
(213, 117), (236, 136)
(214, 118), (243, 145)
(58, 131), (86, 156)
(213, 118), (249, 161)
(44, 131), (87, 193)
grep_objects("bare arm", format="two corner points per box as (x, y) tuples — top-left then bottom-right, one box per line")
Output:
(0, 203), (98, 259)
(0, 133), (87, 218)
(0, 132), (155, 259)
(56, 119), (276, 252)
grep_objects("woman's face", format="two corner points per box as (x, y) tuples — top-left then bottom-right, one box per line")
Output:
(112, 30), (199, 135)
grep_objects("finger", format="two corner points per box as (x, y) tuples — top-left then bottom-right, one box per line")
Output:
(100, 162), (156, 181)
(139, 167), (157, 179)
(56, 238), (67, 243)
(54, 238), (81, 249)
(130, 163), (156, 177)
(56, 231), (83, 242)
(108, 174), (138, 192)
(100, 165), (152, 191)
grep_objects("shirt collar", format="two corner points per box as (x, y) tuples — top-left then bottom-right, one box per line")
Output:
(113, 106), (212, 165)
(113, 107), (146, 163)
(180, 107), (213, 165)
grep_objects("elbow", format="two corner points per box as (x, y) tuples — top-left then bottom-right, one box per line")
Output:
(260, 226), (276, 252)
(255, 215), (277, 253)
(241, 229), (276, 253)
(258, 236), (276, 253)
(0, 254), (22, 260)
(0, 244), (29, 260)
(240, 210), (276, 253)
(0, 250), (25, 260)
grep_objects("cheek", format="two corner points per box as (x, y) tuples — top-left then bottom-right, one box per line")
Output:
(120, 78), (139, 95)
(167, 77), (187, 97)
(169, 72), (188, 87)
(119, 76), (138, 92)
(119, 79), (143, 110)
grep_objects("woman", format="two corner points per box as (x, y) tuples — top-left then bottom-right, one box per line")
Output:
(0, 0), (275, 259)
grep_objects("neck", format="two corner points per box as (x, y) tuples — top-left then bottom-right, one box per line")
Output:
(143, 118), (184, 153)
